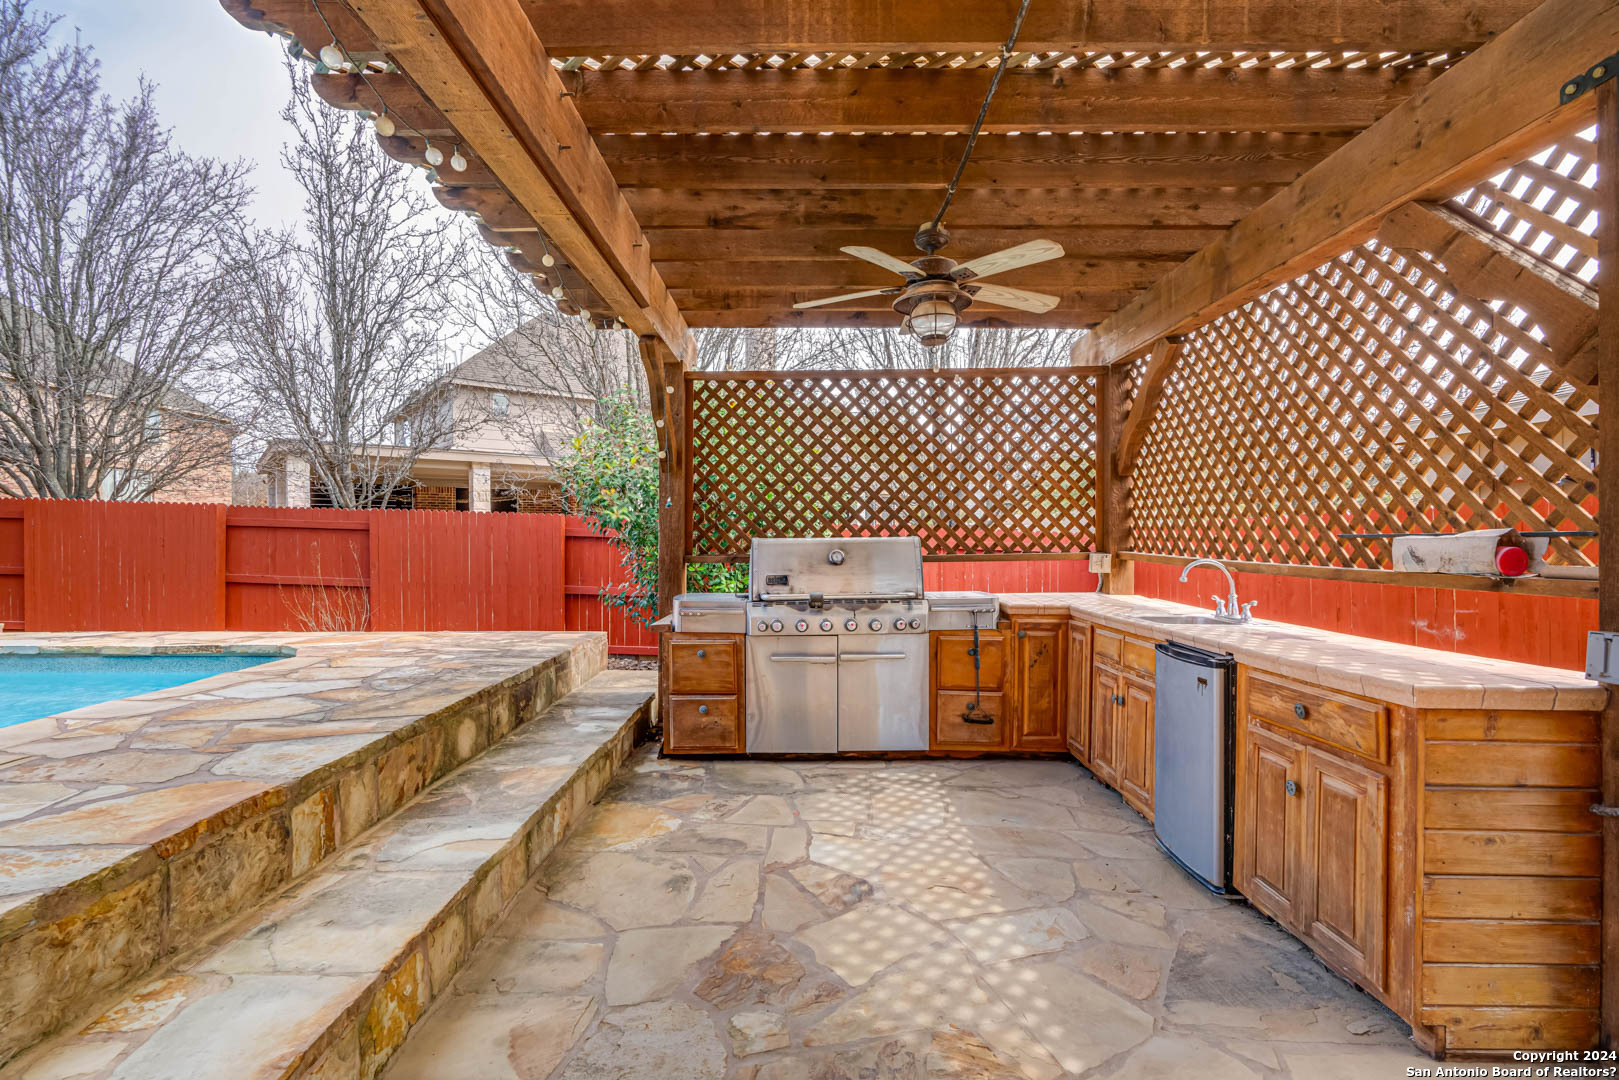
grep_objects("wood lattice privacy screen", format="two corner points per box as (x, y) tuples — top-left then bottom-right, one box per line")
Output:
(1130, 128), (1599, 570)
(685, 368), (1101, 560)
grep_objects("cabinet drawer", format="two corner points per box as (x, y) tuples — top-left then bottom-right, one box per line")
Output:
(1094, 627), (1123, 666)
(1122, 636), (1157, 678)
(935, 632), (1005, 692)
(667, 695), (743, 753)
(1247, 673), (1386, 762)
(934, 692), (1008, 748)
(669, 636), (741, 695)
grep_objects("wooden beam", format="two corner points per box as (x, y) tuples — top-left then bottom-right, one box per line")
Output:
(643, 227), (1224, 263)
(1072, 0), (1619, 366)
(643, 336), (687, 616)
(334, 0), (694, 362)
(1096, 365), (1134, 594)
(524, 0), (1538, 55)
(670, 288), (1130, 321)
(597, 132), (1349, 190)
(682, 308), (1112, 330)
(1594, 74), (1619, 1056)
(1115, 338), (1185, 477)
(1377, 201), (1598, 356)
(565, 66), (1434, 135)
(653, 258), (1182, 292)
(621, 187), (1278, 230)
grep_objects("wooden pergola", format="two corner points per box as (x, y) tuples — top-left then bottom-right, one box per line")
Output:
(223, 0), (1619, 1050)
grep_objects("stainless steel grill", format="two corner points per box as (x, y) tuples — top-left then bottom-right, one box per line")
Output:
(671, 538), (998, 754)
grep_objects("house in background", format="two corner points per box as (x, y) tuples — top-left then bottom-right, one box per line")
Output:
(258, 336), (599, 512)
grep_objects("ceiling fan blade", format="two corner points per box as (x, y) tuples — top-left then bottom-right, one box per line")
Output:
(792, 288), (898, 310)
(951, 239), (1065, 281)
(839, 246), (920, 278)
(967, 282), (1061, 314)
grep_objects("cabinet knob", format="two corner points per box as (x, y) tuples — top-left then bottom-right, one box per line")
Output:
(698, 704), (709, 715)
(1017, 630), (1027, 639)
(1285, 779), (1298, 797)
(1114, 694), (1125, 706)
(1293, 703), (1308, 720)
(697, 649), (707, 659)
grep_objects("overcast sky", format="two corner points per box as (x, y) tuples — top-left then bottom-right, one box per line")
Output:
(52, 0), (337, 229)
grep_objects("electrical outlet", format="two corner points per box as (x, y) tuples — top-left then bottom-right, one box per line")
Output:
(1585, 631), (1619, 683)
(1088, 553), (1113, 575)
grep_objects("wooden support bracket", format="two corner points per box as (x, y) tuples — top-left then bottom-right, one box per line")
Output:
(1114, 337), (1186, 478)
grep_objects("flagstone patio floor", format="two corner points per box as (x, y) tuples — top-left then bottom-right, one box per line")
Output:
(382, 752), (1432, 1079)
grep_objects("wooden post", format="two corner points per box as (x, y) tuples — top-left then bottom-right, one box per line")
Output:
(1096, 361), (1135, 594)
(1596, 76), (1619, 1049)
(641, 337), (688, 617)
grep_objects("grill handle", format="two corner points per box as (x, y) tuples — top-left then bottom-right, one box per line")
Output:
(840, 653), (909, 661)
(768, 654), (837, 664)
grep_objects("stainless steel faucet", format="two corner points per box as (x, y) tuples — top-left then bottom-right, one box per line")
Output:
(1178, 559), (1256, 623)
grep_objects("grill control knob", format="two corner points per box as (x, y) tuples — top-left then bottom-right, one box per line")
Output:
(795, 619), (808, 633)
(868, 618), (882, 631)
(755, 620), (768, 632)
(820, 619), (834, 632)
(893, 617), (907, 631)
(909, 617), (922, 630)
(770, 620), (784, 633)
(844, 618), (858, 632)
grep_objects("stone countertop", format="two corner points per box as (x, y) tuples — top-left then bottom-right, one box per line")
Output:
(994, 592), (1606, 712)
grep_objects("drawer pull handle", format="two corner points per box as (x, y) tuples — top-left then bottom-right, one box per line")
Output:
(698, 705), (709, 715)
(1285, 779), (1298, 797)
(697, 649), (707, 659)
(1293, 703), (1309, 720)
(1114, 694), (1125, 706)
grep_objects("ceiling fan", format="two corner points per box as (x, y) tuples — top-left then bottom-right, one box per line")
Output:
(793, 225), (1065, 347)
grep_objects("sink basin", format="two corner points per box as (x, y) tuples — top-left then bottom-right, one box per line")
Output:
(1138, 614), (1234, 626)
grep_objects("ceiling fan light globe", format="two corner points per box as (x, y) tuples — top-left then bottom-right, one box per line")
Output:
(909, 298), (957, 348)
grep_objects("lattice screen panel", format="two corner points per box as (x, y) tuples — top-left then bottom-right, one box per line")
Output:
(687, 368), (1100, 559)
(1131, 233), (1599, 569)
(1448, 127), (1598, 284)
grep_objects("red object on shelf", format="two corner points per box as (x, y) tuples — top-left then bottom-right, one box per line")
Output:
(1494, 545), (1530, 577)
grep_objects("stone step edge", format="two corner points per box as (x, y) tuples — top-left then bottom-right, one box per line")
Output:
(0, 640), (607, 1069)
(6, 673), (654, 1080)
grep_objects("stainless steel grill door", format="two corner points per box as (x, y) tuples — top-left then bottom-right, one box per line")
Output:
(746, 635), (838, 753)
(836, 633), (928, 751)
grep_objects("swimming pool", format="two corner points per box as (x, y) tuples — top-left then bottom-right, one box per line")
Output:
(0, 653), (275, 728)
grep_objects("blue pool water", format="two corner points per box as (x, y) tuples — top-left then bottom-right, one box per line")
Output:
(0, 654), (274, 728)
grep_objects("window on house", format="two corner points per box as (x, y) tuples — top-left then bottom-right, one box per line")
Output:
(490, 392), (509, 417)
(145, 411), (163, 439)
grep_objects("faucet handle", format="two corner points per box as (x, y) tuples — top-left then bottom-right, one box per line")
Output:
(1212, 596), (1228, 617)
(1240, 601), (1258, 621)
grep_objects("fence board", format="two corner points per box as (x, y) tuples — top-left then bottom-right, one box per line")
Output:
(369, 510), (566, 632)
(0, 505), (22, 630)
(564, 517), (657, 655)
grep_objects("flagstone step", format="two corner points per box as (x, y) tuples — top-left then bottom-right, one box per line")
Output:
(0, 669), (655, 1080)
(0, 632), (607, 1067)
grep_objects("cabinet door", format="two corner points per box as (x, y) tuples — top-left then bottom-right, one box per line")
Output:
(1117, 676), (1155, 819)
(1237, 723), (1307, 926)
(1064, 622), (1090, 760)
(1302, 750), (1387, 990)
(1089, 666), (1121, 787)
(1011, 618), (1066, 750)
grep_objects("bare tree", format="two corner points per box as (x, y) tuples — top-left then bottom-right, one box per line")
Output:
(224, 64), (473, 508)
(0, 0), (251, 500)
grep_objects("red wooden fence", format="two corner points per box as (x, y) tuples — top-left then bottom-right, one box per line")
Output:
(0, 500), (656, 655)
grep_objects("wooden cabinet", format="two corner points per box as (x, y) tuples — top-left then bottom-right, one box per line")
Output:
(1088, 664), (1121, 787)
(1236, 689), (1388, 992)
(1010, 616), (1066, 751)
(1083, 628), (1158, 819)
(1064, 621), (1090, 760)
(664, 633), (745, 754)
(1117, 676), (1155, 817)
(930, 628), (1011, 751)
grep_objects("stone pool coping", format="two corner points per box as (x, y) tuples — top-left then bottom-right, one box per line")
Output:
(0, 630), (607, 1063)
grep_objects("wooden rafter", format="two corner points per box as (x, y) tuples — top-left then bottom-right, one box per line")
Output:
(1115, 338), (1185, 477)
(338, 0), (695, 363)
(1072, 0), (1619, 366)
(562, 66), (1436, 135)
(594, 133), (1349, 190)
(519, 0), (1538, 55)
(639, 227), (1227, 263)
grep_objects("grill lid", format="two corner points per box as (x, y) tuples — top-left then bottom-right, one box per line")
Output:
(748, 537), (924, 601)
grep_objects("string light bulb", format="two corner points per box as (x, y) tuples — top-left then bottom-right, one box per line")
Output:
(423, 144), (444, 168)
(449, 147), (467, 172)
(319, 42), (345, 68)
(373, 111), (396, 137)
(578, 309), (590, 320)
(551, 286), (564, 298)
(540, 252), (555, 268)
